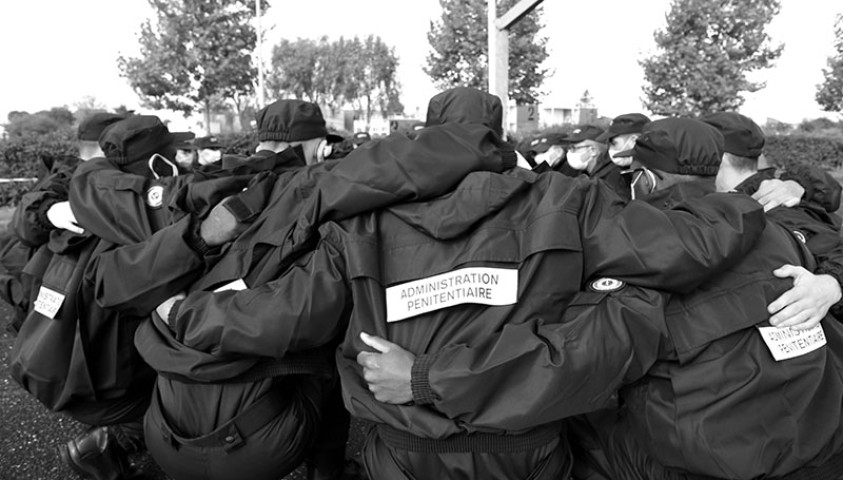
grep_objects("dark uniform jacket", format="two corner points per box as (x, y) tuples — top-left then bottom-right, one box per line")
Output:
(160, 167), (765, 459)
(92, 124), (517, 439)
(620, 179), (843, 478)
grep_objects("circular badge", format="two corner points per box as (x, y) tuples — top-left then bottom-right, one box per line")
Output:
(589, 277), (625, 292)
(146, 185), (164, 208)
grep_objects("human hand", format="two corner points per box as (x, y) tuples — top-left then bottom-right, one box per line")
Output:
(199, 196), (248, 246)
(752, 179), (804, 212)
(156, 292), (186, 326)
(768, 265), (842, 330)
(46, 201), (84, 234)
(356, 332), (415, 404)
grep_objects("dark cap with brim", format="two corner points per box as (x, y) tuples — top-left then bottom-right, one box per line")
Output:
(565, 125), (606, 144)
(700, 112), (765, 158)
(596, 113), (651, 142)
(77, 112), (126, 141)
(631, 118), (724, 176)
(172, 132), (197, 150)
(99, 115), (177, 165)
(256, 100), (332, 142)
(529, 132), (568, 154)
(194, 135), (223, 149)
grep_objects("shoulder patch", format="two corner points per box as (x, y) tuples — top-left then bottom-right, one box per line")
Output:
(146, 185), (165, 208)
(792, 230), (807, 244)
(589, 277), (625, 292)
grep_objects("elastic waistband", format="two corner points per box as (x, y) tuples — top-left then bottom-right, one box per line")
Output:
(376, 422), (563, 453)
(153, 384), (290, 452)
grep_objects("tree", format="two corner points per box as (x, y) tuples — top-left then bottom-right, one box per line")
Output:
(640, 0), (783, 116)
(816, 14), (843, 113)
(425, 0), (549, 105)
(267, 35), (403, 126)
(344, 36), (404, 128)
(118, 0), (266, 134)
(4, 107), (75, 137)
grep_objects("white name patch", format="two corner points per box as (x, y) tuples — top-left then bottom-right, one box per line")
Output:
(385, 267), (518, 323)
(214, 278), (248, 292)
(758, 324), (827, 361)
(33, 286), (65, 319)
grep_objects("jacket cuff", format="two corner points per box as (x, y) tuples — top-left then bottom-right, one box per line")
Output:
(187, 216), (215, 256)
(499, 144), (517, 171)
(779, 167), (815, 205)
(816, 261), (843, 313)
(167, 299), (183, 332)
(35, 197), (61, 232)
(411, 353), (438, 405)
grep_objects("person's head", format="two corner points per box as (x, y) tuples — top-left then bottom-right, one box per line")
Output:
(529, 133), (568, 168)
(76, 112), (126, 160)
(99, 115), (191, 176)
(598, 113), (651, 167)
(194, 135), (224, 166)
(255, 99), (342, 164)
(699, 112), (765, 192)
(564, 125), (607, 172)
(617, 117), (724, 199)
(172, 132), (197, 169)
(425, 87), (504, 138)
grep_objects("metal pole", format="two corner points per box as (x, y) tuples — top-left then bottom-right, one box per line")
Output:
(256, 0), (265, 109)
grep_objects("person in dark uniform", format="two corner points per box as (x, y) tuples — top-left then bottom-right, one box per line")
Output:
(527, 132), (569, 171)
(141, 90), (769, 480)
(357, 118), (843, 480)
(599, 112), (651, 169)
(85, 95), (515, 480)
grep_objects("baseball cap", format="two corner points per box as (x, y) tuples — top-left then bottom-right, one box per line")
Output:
(77, 112), (126, 141)
(618, 117), (724, 176)
(699, 112), (765, 159)
(529, 133), (568, 154)
(100, 115), (191, 165)
(565, 125), (606, 144)
(256, 100), (343, 143)
(194, 135), (223, 149)
(596, 113), (651, 142)
(172, 132), (197, 150)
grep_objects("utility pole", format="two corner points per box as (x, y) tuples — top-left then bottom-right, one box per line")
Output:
(487, 0), (544, 135)
(256, 0), (265, 109)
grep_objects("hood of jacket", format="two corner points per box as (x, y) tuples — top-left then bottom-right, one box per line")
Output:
(425, 87), (504, 138)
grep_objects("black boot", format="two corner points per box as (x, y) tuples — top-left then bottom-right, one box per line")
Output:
(58, 426), (132, 480)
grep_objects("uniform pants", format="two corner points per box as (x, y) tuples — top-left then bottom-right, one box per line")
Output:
(362, 426), (571, 480)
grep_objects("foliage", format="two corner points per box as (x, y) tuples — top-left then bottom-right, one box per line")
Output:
(0, 130), (77, 206)
(816, 14), (843, 113)
(118, 0), (265, 131)
(425, 0), (549, 104)
(268, 35), (403, 124)
(764, 134), (843, 171)
(641, 0), (783, 116)
(4, 108), (75, 138)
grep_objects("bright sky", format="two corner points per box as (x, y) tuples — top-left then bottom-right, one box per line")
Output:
(0, 0), (840, 130)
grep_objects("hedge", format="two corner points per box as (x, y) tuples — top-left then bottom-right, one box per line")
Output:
(0, 128), (841, 208)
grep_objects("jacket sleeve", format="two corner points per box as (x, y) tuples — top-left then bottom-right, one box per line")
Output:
(411, 287), (669, 430)
(780, 165), (842, 213)
(68, 158), (197, 244)
(87, 215), (208, 316)
(11, 166), (75, 247)
(580, 186), (766, 294)
(169, 233), (350, 359)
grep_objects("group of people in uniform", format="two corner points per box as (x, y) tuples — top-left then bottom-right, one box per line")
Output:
(3, 85), (843, 480)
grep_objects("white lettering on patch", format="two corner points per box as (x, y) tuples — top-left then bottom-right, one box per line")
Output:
(33, 286), (65, 319)
(385, 267), (518, 323)
(758, 324), (827, 361)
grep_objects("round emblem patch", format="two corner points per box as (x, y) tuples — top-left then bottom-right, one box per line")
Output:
(589, 277), (625, 292)
(792, 230), (807, 244)
(146, 185), (164, 208)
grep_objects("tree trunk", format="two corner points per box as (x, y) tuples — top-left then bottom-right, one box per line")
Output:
(204, 99), (212, 136)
